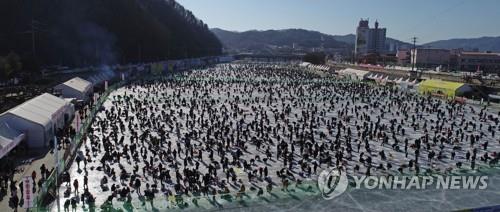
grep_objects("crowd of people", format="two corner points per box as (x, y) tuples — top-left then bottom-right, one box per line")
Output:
(3, 125), (76, 211)
(56, 63), (500, 210)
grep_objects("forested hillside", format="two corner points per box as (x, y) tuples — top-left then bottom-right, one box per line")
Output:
(0, 0), (222, 69)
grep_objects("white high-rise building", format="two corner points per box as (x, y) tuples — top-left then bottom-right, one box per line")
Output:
(355, 19), (387, 57)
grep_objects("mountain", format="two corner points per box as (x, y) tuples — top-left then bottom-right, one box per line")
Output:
(330, 34), (356, 44)
(212, 28), (412, 54)
(331, 34), (412, 52)
(211, 28), (351, 54)
(329, 34), (500, 52)
(423, 37), (500, 52)
(0, 0), (222, 69)
(386, 38), (413, 50)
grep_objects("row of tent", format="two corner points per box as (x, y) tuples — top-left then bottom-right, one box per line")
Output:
(86, 56), (236, 84)
(365, 73), (419, 86)
(147, 55), (236, 74)
(0, 77), (96, 159)
(0, 93), (75, 159)
(336, 68), (370, 81)
(299, 62), (331, 72)
(1, 54), (233, 159)
(336, 68), (472, 98)
(1, 55), (236, 159)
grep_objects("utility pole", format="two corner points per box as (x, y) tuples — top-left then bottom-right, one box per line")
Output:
(23, 20), (48, 64)
(31, 19), (37, 61)
(95, 44), (99, 63)
(30, 0), (37, 62)
(138, 45), (142, 63)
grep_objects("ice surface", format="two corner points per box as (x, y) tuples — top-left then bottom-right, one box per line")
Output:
(50, 63), (500, 212)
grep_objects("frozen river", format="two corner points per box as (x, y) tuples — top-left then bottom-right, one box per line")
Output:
(50, 64), (500, 211)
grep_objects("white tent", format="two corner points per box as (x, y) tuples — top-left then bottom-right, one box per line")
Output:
(0, 122), (25, 159)
(300, 62), (311, 68)
(300, 63), (331, 72)
(366, 73), (377, 80)
(54, 77), (93, 102)
(0, 93), (74, 148)
(317, 65), (330, 71)
(338, 68), (370, 81)
(489, 94), (500, 100)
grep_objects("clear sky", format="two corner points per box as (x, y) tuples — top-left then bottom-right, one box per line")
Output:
(176, 0), (500, 43)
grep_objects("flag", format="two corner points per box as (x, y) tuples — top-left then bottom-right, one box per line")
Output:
(23, 176), (34, 208)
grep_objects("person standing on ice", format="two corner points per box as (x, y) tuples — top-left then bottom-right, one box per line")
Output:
(73, 179), (79, 195)
(135, 178), (142, 195)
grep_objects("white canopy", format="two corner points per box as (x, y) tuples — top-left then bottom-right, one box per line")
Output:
(300, 62), (311, 67)
(0, 122), (25, 159)
(0, 93), (74, 148)
(489, 94), (500, 100)
(6, 93), (72, 128)
(338, 68), (369, 80)
(61, 77), (92, 94)
(366, 73), (377, 80)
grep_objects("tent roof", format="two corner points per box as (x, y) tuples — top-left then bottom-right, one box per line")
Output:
(5, 93), (70, 128)
(419, 79), (465, 91)
(0, 122), (24, 159)
(0, 122), (23, 141)
(339, 68), (369, 77)
(300, 62), (311, 67)
(489, 94), (500, 100)
(60, 77), (92, 94)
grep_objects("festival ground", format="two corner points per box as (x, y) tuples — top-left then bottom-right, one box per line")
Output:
(49, 63), (500, 211)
